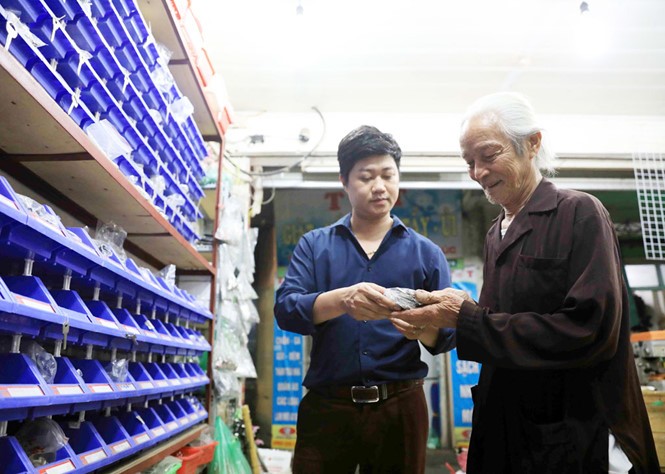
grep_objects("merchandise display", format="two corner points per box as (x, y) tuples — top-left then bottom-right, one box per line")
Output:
(0, 0), (224, 470)
(0, 179), (211, 472)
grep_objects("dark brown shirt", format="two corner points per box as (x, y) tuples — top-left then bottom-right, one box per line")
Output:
(458, 179), (659, 473)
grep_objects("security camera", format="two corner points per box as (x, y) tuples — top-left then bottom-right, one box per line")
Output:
(298, 128), (310, 143)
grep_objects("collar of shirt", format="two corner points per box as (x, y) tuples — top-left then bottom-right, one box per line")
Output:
(331, 213), (410, 236)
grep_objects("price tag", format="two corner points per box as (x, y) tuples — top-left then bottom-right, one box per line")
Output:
(110, 440), (130, 454)
(0, 193), (18, 209)
(0, 385), (45, 397)
(134, 433), (150, 444)
(82, 449), (106, 465)
(97, 318), (118, 329)
(39, 459), (75, 474)
(52, 385), (84, 395)
(13, 294), (55, 313)
(88, 384), (113, 393)
(152, 427), (165, 437)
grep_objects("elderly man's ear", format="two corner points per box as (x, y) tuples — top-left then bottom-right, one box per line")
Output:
(529, 132), (542, 158)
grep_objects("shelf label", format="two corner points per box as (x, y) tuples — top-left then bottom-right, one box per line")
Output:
(181, 377), (191, 384)
(178, 417), (188, 426)
(123, 325), (140, 334)
(134, 433), (150, 444)
(82, 449), (107, 465)
(117, 383), (134, 392)
(152, 427), (165, 437)
(197, 409), (206, 417)
(166, 421), (178, 431)
(110, 440), (131, 454)
(0, 385), (45, 397)
(188, 413), (197, 421)
(89, 384), (113, 393)
(155, 380), (168, 388)
(138, 381), (154, 389)
(96, 318), (118, 329)
(0, 193), (19, 209)
(39, 459), (75, 474)
(52, 385), (83, 395)
(169, 379), (180, 386)
(13, 294), (55, 313)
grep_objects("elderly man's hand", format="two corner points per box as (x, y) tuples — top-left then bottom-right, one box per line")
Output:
(391, 287), (473, 328)
(341, 282), (402, 321)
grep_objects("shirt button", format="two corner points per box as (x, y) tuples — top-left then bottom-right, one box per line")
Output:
(362, 351), (369, 355)
(367, 266), (372, 272)
(363, 320), (368, 323)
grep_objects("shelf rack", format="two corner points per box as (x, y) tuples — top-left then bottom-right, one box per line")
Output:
(0, 0), (227, 470)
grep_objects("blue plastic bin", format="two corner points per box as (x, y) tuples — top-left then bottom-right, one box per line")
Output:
(152, 403), (180, 433)
(118, 410), (152, 446)
(61, 421), (111, 468)
(0, 353), (50, 413)
(0, 436), (34, 473)
(92, 415), (134, 457)
(135, 407), (167, 440)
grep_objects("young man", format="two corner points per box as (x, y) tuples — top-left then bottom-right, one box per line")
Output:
(274, 125), (456, 474)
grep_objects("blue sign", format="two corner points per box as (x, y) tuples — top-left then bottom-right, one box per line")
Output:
(271, 319), (303, 449)
(447, 280), (481, 446)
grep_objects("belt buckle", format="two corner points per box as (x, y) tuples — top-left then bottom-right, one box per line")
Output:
(351, 385), (380, 403)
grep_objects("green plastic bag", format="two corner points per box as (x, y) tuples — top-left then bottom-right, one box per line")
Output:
(211, 416), (252, 474)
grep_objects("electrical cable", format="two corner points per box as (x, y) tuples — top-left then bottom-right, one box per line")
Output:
(261, 186), (276, 205)
(223, 106), (326, 178)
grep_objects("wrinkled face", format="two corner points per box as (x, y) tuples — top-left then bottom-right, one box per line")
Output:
(460, 115), (538, 209)
(342, 154), (399, 221)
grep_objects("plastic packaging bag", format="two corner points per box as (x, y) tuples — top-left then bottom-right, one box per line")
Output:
(95, 221), (127, 262)
(85, 119), (133, 160)
(169, 96), (194, 123)
(158, 264), (176, 288)
(142, 455), (182, 474)
(211, 416), (252, 474)
(16, 418), (69, 467)
(0, 339), (58, 385)
(24, 340), (57, 384)
(105, 358), (129, 383)
(16, 195), (62, 230)
(190, 425), (215, 447)
(384, 287), (421, 310)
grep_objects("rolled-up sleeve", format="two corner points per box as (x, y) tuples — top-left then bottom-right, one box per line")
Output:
(274, 235), (323, 335)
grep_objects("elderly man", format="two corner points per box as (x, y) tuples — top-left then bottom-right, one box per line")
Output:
(397, 92), (659, 473)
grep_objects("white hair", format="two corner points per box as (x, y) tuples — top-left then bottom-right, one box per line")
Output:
(461, 92), (557, 176)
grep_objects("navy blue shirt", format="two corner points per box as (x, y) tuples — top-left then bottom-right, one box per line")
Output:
(274, 213), (456, 389)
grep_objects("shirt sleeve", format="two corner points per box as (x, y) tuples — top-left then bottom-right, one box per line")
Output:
(423, 245), (457, 355)
(274, 234), (323, 335)
(457, 201), (623, 370)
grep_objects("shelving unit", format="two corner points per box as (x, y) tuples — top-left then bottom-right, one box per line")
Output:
(0, 0), (226, 470)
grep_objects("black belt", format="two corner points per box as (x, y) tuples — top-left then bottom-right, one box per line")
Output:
(312, 379), (423, 404)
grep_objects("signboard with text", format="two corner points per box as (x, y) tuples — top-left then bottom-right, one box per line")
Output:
(271, 317), (303, 449)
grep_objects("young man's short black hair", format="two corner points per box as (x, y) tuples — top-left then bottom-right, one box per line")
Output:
(337, 125), (402, 183)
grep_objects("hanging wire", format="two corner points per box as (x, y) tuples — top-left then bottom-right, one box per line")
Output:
(223, 106), (327, 178)
(261, 186), (276, 205)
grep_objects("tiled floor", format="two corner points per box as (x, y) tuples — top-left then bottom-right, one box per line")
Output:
(425, 448), (463, 474)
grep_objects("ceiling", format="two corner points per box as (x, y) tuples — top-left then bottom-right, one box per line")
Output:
(194, 0), (665, 188)
(201, 0), (665, 116)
